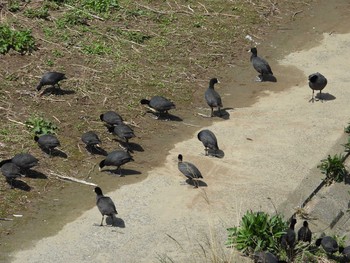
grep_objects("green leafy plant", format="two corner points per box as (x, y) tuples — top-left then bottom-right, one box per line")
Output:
(226, 211), (287, 254)
(82, 41), (112, 55)
(318, 154), (347, 184)
(25, 116), (58, 135)
(8, 1), (20, 12)
(345, 123), (350, 133)
(0, 24), (36, 54)
(24, 7), (50, 19)
(56, 10), (90, 28)
(343, 137), (350, 153)
(81, 0), (119, 14)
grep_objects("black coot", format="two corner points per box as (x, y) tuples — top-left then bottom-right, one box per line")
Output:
(250, 47), (273, 81)
(81, 131), (101, 151)
(308, 72), (327, 102)
(140, 96), (176, 118)
(36, 72), (66, 91)
(34, 134), (60, 156)
(100, 111), (123, 126)
(94, 187), (118, 226)
(177, 154), (203, 188)
(1, 162), (22, 188)
(99, 150), (134, 176)
(316, 236), (339, 254)
(297, 221), (312, 243)
(197, 129), (219, 156)
(205, 78), (222, 117)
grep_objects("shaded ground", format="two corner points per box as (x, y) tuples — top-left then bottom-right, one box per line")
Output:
(2, 0), (350, 262)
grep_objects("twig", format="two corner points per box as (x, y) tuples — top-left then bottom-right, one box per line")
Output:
(0, 218), (13, 221)
(7, 118), (26, 126)
(292, 10), (303, 20)
(49, 171), (97, 186)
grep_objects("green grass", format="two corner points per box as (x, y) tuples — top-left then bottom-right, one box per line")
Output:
(25, 116), (58, 136)
(318, 154), (347, 184)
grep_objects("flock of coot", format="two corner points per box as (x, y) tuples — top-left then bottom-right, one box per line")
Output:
(1, 48), (333, 255)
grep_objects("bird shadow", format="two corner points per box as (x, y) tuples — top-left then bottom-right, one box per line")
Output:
(8, 179), (31, 191)
(259, 74), (277, 82)
(86, 146), (108, 156)
(41, 87), (75, 96)
(147, 111), (183, 122)
(214, 107), (232, 120)
(315, 92), (336, 101)
(25, 169), (48, 179)
(40, 148), (68, 158)
(208, 149), (225, 158)
(102, 168), (141, 177)
(114, 140), (144, 153)
(106, 215), (126, 228)
(185, 179), (208, 188)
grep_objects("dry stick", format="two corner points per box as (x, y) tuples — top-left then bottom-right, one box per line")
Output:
(292, 10), (303, 20)
(0, 218), (13, 221)
(48, 171), (97, 186)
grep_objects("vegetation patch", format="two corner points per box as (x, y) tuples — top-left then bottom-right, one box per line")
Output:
(0, 24), (36, 54)
(318, 154), (347, 184)
(25, 116), (58, 136)
(226, 210), (287, 254)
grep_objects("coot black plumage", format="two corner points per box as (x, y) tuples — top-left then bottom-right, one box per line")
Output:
(36, 72), (66, 91)
(297, 221), (312, 243)
(342, 246), (350, 261)
(94, 187), (118, 226)
(100, 111), (124, 126)
(34, 134), (60, 156)
(81, 131), (101, 150)
(110, 123), (135, 143)
(250, 47), (273, 81)
(177, 154), (203, 188)
(254, 251), (278, 263)
(308, 72), (327, 102)
(99, 150), (134, 176)
(281, 218), (297, 250)
(316, 236), (339, 254)
(1, 162), (22, 188)
(205, 78), (222, 117)
(140, 96), (176, 118)
(197, 129), (219, 156)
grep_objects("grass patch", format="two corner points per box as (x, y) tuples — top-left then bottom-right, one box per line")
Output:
(318, 154), (347, 184)
(25, 116), (58, 136)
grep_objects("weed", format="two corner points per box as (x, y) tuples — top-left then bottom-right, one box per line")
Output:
(46, 59), (54, 66)
(0, 24), (36, 54)
(343, 137), (350, 153)
(226, 210), (287, 254)
(82, 41), (112, 55)
(81, 0), (119, 14)
(25, 116), (58, 135)
(345, 123), (350, 133)
(317, 154), (347, 184)
(52, 49), (64, 58)
(24, 7), (50, 20)
(8, 1), (20, 12)
(56, 10), (90, 28)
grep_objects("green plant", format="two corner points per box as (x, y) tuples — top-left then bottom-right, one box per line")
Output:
(8, 1), (20, 12)
(25, 116), (58, 135)
(24, 7), (50, 19)
(345, 123), (350, 133)
(56, 10), (90, 28)
(226, 211), (287, 254)
(82, 41), (112, 55)
(81, 0), (119, 14)
(0, 24), (36, 54)
(318, 154), (347, 184)
(343, 137), (350, 153)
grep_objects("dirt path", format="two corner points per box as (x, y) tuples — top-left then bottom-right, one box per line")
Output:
(8, 1), (350, 263)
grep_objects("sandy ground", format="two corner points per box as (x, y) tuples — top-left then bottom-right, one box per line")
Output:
(9, 29), (350, 263)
